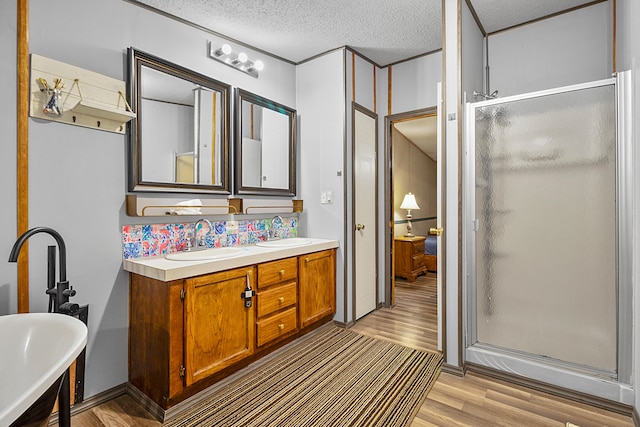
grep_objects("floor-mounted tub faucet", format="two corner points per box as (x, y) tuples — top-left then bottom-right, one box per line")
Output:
(8, 226), (78, 314)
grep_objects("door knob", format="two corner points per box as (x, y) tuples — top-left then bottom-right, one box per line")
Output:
(430, 227), (444, 236)
(355, 224), (365, 231)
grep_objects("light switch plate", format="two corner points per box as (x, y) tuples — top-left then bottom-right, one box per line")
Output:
(321, 191), (333, 204)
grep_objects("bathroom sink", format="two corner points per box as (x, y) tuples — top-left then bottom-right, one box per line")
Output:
(0, 313), (87, 426)
(165, 246), (243, 261)
(256, 238), (312, 248)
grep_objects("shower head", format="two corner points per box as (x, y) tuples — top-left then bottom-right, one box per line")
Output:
(473, 90), (499, 100)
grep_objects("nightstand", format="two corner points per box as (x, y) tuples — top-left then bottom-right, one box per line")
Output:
(394, 236), (426, 282)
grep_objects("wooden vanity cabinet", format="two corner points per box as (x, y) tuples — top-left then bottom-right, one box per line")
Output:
(129, 265), (255, 408)
(183, 267), (255, 386)
(128, 248), (337, 411)
(299, 249), (336, 328)
(256, 258), (298, 347)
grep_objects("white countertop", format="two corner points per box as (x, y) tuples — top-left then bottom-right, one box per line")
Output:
(122, 238), (339, 282)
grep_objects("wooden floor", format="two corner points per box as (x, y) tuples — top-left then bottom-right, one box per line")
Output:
(350, 273), (438, 353)
(66, 272), (634, 426)
(354, 273), (634, 427)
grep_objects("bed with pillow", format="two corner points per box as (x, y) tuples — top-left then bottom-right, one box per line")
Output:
(424, 233), (437, 273)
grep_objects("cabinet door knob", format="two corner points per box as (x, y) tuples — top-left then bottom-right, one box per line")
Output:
(279, 269), (285, 276)
(278, 297), (285, 303)
(278, 323), (285, 330)
(305, 257), (310, 263)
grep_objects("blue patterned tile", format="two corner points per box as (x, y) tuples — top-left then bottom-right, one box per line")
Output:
(123, 242), (142, 259)
(213, 221), (226, 235)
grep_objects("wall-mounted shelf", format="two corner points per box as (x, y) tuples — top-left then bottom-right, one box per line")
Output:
(242, 199), (303, 214)
(126, 195), (303, 217)
(126, 195), (241, 217)
(30, 54), (136, 134)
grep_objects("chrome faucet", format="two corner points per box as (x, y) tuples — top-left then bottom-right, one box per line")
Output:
(187, 218), (213, 250)
(269, 215), (284, 240)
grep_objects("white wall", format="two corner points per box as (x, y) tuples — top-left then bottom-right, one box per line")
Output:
(296, 50), (347, 321)
(391, 53), (442, 112)
(616, 0), (640, 416)
(443, 0), (461, 367)
(489, 2), (613, 97)
(0, 3), (18, 316)
(462, 0), (485, 102)
(2, 0), (296, 399)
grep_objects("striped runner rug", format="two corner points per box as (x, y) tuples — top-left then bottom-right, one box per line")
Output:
(164, 325), (442, 427)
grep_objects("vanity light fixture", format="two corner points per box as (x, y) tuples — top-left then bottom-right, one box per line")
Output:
(208, 41), (263, 78)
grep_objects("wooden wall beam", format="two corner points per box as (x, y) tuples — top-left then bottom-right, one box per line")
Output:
(17, 0), (30, 313)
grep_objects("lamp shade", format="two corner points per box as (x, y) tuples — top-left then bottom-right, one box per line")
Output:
(400, 193), (420, 210)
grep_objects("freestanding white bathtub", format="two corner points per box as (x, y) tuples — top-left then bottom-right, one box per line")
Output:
(0, 313), (87, 426)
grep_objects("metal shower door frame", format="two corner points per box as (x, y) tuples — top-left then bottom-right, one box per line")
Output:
(462, 72), (633, 403)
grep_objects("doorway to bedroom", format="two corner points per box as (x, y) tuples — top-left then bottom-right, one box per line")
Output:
(387, 107), (442, 354)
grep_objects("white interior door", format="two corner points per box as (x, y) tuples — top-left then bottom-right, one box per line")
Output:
(354, 106), (377, 320)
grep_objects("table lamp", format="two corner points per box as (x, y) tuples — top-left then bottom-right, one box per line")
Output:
(400, 192), (420, 237)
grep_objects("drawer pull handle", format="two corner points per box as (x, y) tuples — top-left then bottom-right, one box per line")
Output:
(278, 297), (285, 303)
(279, 269), (285, 276)
(278, 323), (285, 330)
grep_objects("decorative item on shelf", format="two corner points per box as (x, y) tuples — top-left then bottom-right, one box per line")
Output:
(400, 192), (420, 237)
(208, 41), (264, 78)
(37, 77), (64, 115)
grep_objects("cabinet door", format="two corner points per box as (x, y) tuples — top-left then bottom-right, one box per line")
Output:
(299, 249), (336, 328)
(184, 267), (255, 386)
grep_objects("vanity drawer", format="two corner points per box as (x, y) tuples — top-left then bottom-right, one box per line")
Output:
(257, 282), (297, 318)
(256, 307), (297, 347)
(257, 257), (298, 289)
(413, 241), (425, 254)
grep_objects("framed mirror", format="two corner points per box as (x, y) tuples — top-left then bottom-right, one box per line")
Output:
(235, 88), (296, 196)
(128, 48), (231, 193)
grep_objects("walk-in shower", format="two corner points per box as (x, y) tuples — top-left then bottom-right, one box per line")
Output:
(464, 73), (633, 404)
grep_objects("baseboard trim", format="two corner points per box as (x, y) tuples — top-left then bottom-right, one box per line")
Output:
(441, 363), (464, 376)
(465, 362), (634, 417)
(334, 319), (354, 328)
(126, 383), (167, 422)
(633, 407), (640, 427)
(47, 383), (127, 426)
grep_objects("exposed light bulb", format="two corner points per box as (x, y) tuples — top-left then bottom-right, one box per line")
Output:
(208, 40), (262, 78)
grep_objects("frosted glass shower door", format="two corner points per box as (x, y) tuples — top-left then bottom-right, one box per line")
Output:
(473, 84), (616, 372)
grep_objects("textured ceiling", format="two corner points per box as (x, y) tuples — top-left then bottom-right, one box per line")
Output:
(131, 0), (597, 66)
(131, 0), (442, 66)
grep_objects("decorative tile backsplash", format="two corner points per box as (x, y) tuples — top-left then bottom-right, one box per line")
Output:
(122, 217), (297, 260)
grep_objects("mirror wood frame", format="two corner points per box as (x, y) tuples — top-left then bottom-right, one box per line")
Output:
(128, 47), (231, 194)
(234, 88), (297, 196)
